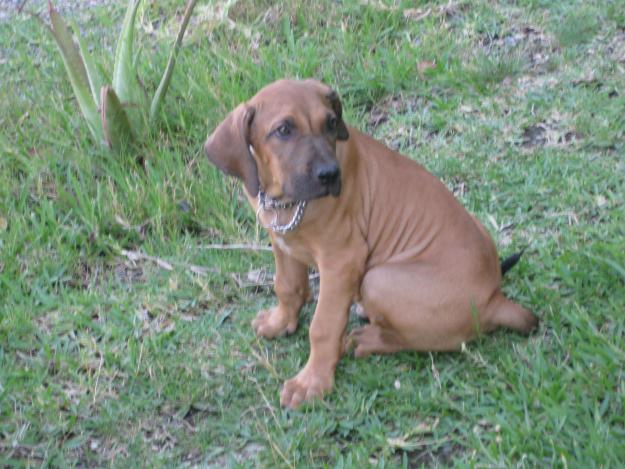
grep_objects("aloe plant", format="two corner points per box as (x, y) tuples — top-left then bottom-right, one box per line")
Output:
(47, 0), (198, 151)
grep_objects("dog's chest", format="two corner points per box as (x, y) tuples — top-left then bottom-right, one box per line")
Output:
(274, 237), (293, 256)
(274, 236), (316, 266)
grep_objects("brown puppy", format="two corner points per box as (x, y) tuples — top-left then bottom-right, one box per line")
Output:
(204, 79), (537, 409)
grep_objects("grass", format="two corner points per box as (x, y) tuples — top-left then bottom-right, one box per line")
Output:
(1, 0), (624, 466)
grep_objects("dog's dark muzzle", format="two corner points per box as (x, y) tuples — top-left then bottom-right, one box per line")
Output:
(316, 163), (341, 197)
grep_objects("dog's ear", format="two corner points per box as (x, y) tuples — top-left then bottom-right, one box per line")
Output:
(204, 104), (259, 197)
(327, 90), (349, 141)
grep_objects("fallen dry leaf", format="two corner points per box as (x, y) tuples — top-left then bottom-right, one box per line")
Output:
(403, 7), (431, 21)
(155, 258), (173, 271)
(0, 216), (7, 232)
(417, 60), (436, 77)
(387, 418), (443, 450)
(359, 0), (397, 11)
(231, 268), (274, 288)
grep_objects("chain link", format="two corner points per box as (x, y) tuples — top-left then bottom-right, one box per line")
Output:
(256, 191), (307, 234)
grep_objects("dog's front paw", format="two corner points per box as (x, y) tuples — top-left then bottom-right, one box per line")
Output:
(280, 364), (334, 409)
(251, 307), (298, 339)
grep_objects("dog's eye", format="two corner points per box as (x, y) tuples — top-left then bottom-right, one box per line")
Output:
(327, 116), (338, 132)
(276, 123), (291, 138)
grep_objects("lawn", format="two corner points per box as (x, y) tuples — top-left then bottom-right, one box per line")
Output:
(1, 0), (624, 466)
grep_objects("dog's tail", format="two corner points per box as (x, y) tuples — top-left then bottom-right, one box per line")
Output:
(500, 248), (527, 276)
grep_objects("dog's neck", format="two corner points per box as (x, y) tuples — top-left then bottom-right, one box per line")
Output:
(256, 190), (307, 235)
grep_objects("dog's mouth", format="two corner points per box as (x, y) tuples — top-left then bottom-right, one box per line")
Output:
(311, 177), (342, 200)
(282, 176), (341, 203)
(326, 177), (342, 198)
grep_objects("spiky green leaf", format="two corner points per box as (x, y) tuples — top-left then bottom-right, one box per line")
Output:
(149, 0), (198, 124)
(48, 1), (103, 144)
(101, 85), (134, 153)
(70, 19), (107, 107)
(112, 0), (144, 133)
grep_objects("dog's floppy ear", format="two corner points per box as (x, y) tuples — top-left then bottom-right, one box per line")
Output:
(327, 90), (349, 141)
(204, 104), (259, 197)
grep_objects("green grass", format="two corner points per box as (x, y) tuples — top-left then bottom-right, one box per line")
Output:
(1, 0), (624, 466)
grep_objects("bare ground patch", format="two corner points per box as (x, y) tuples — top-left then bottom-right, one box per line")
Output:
(481, 25), (558, 74)
(518, 112), (581, 150)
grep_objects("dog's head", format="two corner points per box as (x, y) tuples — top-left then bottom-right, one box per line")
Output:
(204, 79), (349, 201)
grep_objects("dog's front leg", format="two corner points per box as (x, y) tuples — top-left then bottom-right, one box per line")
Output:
(252, 241), (309, 338)
(280, 254), (364, 409)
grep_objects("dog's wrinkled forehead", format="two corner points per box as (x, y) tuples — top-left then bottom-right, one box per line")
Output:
(249, 79), (335, 132)
(252, 79), (331, 106)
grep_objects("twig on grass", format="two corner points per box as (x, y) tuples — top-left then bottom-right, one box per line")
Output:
(248, 342), (280, 379)
(387, 436), (452, 451)
(17, 0), (29, 14)
(248, 376), (281, 428)
(198, 243), (272, 252)
(120, 249), (217, 276)
(93, 353), (103, 405)
(247, 377), (295, 469)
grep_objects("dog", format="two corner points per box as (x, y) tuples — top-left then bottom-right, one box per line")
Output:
(204, 79), (538, 409)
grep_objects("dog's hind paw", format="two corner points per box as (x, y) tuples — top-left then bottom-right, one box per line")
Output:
(347, 324), (407, 357)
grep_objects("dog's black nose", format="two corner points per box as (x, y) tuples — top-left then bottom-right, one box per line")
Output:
(316, 164), (340, 186)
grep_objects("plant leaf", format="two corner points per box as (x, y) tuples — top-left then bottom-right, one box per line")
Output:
(48, 1), (103, 144)
(70, 19), (107, 107)
(112, 0), (144, 133)
(149, 0), (198, 124)
(101, 85), (134, 152)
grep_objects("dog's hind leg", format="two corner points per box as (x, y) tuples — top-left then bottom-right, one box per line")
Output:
(346, 323), (408, 357)
(357, 264), (478, 352)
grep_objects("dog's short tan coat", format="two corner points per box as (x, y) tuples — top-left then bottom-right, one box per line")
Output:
(205, 79), (537, 409)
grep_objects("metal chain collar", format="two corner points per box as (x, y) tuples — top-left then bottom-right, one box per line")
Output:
(256, 191), (307, 234)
